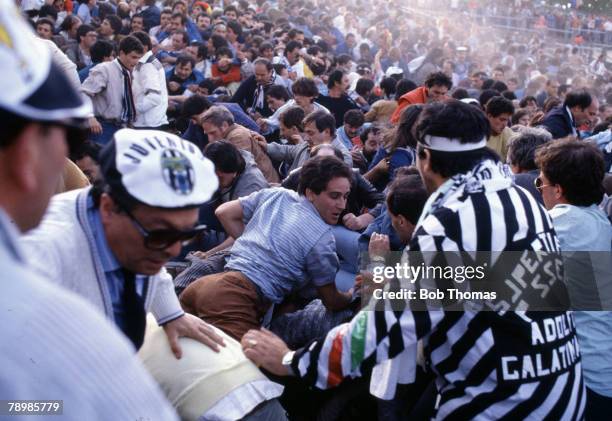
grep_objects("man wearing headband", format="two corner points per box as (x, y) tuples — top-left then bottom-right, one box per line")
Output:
(22, 129), (225, 358)
(239, 100), (584, 419)
(0, 2), (177, 418)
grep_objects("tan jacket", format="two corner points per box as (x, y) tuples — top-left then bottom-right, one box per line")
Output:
(365, 99), (398, 125)
(487, 126), (516, 161)
(224, 124), (280, 183)
(55, 159), (90, 194)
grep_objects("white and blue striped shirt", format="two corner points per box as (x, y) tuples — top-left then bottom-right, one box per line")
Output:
(226, 188), (339, 304)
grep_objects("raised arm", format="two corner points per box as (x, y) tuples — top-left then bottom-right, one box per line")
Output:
(215, 199), (245, 239)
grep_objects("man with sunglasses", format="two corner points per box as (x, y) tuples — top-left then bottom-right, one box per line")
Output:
(22, 128), (225, 358)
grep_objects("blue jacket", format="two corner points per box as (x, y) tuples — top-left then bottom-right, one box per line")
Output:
(165, 68), (205, 93)
(140, 5), (160, 32)
(540, 106), (575, 139)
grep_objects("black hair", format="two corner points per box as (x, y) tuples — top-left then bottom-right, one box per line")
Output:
(38, 5), (58, 21)
(380, 77), (397, 98)
(292, 77), (319, 97)
(280, 106), (305, 130)
(424, 71), (452, 89)
(70, 140), (102, 162)
(355, 78), (375, 97)
(36, 17), (54, 30)
(181, 94), (212, 117)
(359, 126), (380, 143)
(416, 101), (496, 178)
(60, 15), (80, 32)
(511, 108), (530, 125)
(327, 69), (345, 89)
(227, 20), (243, 37)
(285, 40), (302, 54)
(336, 54), (352, 66)
(303, 110), (336, 137)
(90, 40), (115, 63)
(118, 35), (144, 55)
(451, 88), (469, 100)
(297, 155), (352, 195)
(172, 30), (189, 46)
(386, 174), (428, 224)
(486, 96), (514, 117)
(76, 24), (95, 44)
(535, 138), (605, 206)
(519, 96), (537, 108)
(272, 63), (287, 75)
(197, 79), (216, 95)
(171, 12), (186, 25)
(131, 13), (144, 23)
(130, 31), (152, 51)
(343, 109), (365, 127)
(479, 90), (500, 108)
(215, 46), (234, 58)
(176, 54), (196, 68)
(266, 85), (291, 101)
(395, 79), (417, 99)
(481, 79), (495, 90)
(501, 90), (517, 101)
(507, 127), (551, 171)
(491, 81), (508, 93)
(259, 42), (274, 53)
(204, 141), (246, 174)
(394, 104), (424, 150)
(563, 89), (593, 110)
(105, 14), (123, 35)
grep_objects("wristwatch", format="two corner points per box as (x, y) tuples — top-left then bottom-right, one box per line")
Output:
(281, 350), (296, 376)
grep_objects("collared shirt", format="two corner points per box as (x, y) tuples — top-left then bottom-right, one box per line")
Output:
(86, 194), (147, 332)
(550, 203), (612, 397)
(226, 188), (338, 304)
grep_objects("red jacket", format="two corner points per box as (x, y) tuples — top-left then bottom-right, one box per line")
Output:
(389, 86), (428, 124)
(211, 63), (241, 86)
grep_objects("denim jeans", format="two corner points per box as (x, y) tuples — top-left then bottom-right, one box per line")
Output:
(332, 225), (361, 292)
(91, 121), (122, 146)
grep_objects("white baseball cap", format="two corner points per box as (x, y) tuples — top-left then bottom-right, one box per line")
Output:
(0, 0), (91, 126)
(100, 129), (218, 209)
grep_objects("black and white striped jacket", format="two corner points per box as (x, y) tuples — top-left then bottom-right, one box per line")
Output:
(291, 160), (585, 420)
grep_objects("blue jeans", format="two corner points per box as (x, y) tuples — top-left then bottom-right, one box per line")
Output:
(332, 225), (361, 292)
(91, 121), (122, 146)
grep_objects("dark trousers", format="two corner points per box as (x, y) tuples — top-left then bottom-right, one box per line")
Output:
(586, 387), (612, 421)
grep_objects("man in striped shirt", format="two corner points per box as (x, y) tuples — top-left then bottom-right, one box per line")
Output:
(241, 100), (585, 420)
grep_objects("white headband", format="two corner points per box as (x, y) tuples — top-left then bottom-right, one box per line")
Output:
(422, 135), (487, 152)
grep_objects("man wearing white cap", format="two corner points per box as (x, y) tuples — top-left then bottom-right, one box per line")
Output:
(22, 129), (224, 357)
(240, 100), (585, 419)
(0, 2), (177, 418)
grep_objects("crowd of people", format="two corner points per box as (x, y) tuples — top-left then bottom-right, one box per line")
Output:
(2, 0), (612, 419)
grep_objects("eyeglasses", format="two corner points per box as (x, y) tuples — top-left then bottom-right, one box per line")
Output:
(121, 207), (207, 251)
(534, 176), (552, 193)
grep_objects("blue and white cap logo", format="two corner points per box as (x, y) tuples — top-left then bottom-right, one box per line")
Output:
(111, 129), (218, 208)
(160, 148), (195, 195)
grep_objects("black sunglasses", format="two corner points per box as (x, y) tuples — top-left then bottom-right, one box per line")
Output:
(122, 207), (206, 251)
(534, 176), (551, 193)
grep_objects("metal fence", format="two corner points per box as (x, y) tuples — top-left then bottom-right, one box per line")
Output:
(405, 6), (611, 50)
